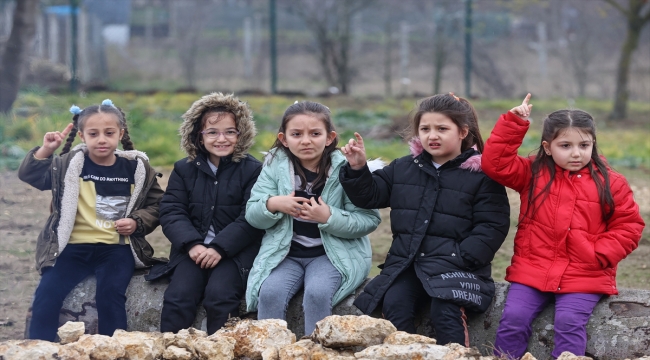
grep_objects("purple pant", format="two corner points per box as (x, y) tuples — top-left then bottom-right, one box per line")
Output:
(494, 283), (602, 359)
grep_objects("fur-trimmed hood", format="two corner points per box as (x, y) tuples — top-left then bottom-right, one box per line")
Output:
(408, 136), (482, 172)
(179, 92), (256, 162)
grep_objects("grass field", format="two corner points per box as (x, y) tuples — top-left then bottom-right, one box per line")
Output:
(0, 92), (648, 341)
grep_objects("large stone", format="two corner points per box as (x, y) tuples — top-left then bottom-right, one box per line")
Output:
(37, 273), (650, 359)
(68, 334), (126, 360)
(313, 315), (396, 348)
(0, 339), (85, 360)
(57, 321), (85, 344)
(214, 318), (296, 359)
(112, 329), (164, 360)
(193, 335), (236, 360)
(354, 342), (450, 359)
(383, 331), (437, 345)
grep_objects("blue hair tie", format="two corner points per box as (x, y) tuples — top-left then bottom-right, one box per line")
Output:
(101, 99), (116, 108)
(69, 105), (81, 115)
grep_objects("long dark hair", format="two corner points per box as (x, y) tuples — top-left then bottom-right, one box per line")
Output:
(60, 103), (134, 155)
(408, 93), (484, 153)
(526, 109), (615, 221)
(270, 101), (339, 191)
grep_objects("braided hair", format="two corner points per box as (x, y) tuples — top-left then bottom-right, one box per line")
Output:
(60, 100), (134, 155)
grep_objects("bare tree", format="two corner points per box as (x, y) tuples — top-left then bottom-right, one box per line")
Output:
(287, 0), (374, 94)
(0, 0), (38, 113)
(603, 0), (650, 120)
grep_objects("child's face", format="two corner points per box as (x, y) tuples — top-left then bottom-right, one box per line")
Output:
(78, 113), (124, 165)
(542, 127), (594, 172)
(418, 112), (467, 165)
(201, 112), (238, 164)
(278, 114), (336, 170)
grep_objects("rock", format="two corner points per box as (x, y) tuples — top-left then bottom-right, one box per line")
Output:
(215, 318), (296, 359)
(354, 343), (450, 359)
(520, 353), (538, 360)
(313, 315), (396, 348)
(112, 329), (164, 360)
(69, 334), (126, 360)
(57, 321), (85, 344)
(278, 339), (355, 360)
(162, 345), (193, 360)
(383, 331), (437, 345)
(57, 343), (90, 360)
(193, 335), (236, 360)
(556, 351), (593, 360)
(261, 346), (279, 360)
(442, 343), (483, 360)
(0, 340), (63, 360)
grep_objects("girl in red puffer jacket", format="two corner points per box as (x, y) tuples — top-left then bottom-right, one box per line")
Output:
(482, 94), (645, 359)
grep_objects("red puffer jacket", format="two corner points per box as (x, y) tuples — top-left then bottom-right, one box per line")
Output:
(482, 111), (645, 295)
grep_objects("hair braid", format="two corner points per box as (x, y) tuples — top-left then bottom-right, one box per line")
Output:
(60, 114), (79, 155)
(116, 107), (135, 150)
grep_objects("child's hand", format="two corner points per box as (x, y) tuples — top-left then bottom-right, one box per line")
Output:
(115, 218), (137, 236)
(510, 93), (533, 120)
(299, 196), (331, 224)
(195, 247), (222, 269)
(189, 244), (207, 262)
(36, 123), (74, 158)
(341, 132), (367, 170)
(266, 192), (310, 217)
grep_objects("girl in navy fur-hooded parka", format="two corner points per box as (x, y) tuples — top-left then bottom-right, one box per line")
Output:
(148, 93), (264, 334)
(340, 93), (510, 346)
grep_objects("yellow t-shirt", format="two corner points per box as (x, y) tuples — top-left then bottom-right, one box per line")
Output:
(68, 155), (136, 245)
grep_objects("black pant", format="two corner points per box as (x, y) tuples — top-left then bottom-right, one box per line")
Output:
(161, 255), (244, 334)
(30, 244), (135, 341)
(382, 264), (469, 346)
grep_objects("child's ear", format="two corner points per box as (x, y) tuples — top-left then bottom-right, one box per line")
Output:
(460, 125), (469, 140)
(277, 132), (288, 147)
(326, 131), (337, 146)
(542, 141), (551, 155)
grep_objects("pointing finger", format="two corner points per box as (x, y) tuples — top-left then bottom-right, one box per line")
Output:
(522, 93), (531, 106)
(61, 123), (74, 137)
(354, 132), (364, 145)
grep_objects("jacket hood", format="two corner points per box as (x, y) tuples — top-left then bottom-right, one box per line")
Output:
(180, 92), (256, 162)
(409, 136), (482, 172)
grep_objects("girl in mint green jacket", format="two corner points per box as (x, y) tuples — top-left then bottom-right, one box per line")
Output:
(245, 101), (380, 335)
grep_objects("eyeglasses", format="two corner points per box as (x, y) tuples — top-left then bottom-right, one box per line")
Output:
(201, 129), (240, 139)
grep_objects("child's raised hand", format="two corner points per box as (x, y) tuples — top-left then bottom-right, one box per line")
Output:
(510, 93), (533, 120)
(299, 196), (331, 224)
(341, 132), (367, 170)
(42, 123), (74, 152)
(266, 192), (310, 217)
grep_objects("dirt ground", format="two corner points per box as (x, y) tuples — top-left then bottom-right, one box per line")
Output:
(1, 167), (648, 341)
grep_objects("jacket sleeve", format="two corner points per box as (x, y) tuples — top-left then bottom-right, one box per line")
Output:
(159, 164), (205, 252)
(459, 175), (511, 267)
(18, 147), (54, 191)
(593, 174), (645, 268)
(482, 112), (534, 193)
(129, 162), (163, 236)
(338, 160), (394, 209)
(209, 162), (264, 257)
(319, 190), (381, 239)
(245, 162), (284, 229)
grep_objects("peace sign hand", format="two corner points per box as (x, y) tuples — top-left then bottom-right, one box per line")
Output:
(35, 123), (74, 159)
(341, 132), (367, 170)
(510, 93), (533, 120)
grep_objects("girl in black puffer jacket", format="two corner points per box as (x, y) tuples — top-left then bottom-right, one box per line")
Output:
(146, 93), (264, 334)
(340, 93), (510, 346)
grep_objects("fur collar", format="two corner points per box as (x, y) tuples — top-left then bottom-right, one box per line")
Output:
(408, 136), (482, 172)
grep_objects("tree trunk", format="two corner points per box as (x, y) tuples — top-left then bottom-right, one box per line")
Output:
(607, 0), (650, 120)
(0, 0), (38, 113)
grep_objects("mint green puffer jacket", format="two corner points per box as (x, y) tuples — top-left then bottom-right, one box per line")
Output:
(245, 149), (380, 311)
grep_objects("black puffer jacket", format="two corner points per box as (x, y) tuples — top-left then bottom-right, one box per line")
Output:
(339, 148), (510, 313)
(146, 92), (264, 281)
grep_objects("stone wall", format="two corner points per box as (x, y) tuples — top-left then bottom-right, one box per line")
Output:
(26, 270), (650, 359)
